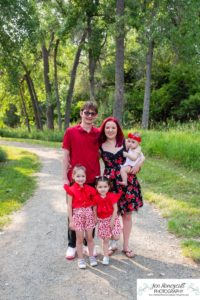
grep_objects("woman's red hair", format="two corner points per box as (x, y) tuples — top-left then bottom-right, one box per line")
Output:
(98, 117), (124, 147)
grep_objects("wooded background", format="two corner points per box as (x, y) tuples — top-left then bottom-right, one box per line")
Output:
(0, 0), (200, 131)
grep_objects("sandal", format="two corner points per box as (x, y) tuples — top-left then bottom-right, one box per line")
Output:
(108, 249), (115, 256)
(122, 250), (135, 258)
(108, 240), (118, 256)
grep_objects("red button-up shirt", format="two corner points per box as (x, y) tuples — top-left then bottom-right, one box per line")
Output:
(64, 183), (96, 209)
(93, 192), (121, 219)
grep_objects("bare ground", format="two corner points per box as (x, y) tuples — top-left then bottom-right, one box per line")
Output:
(0, 140), (199, 300)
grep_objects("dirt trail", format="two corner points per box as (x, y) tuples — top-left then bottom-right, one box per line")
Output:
(0, 140), (199, 300)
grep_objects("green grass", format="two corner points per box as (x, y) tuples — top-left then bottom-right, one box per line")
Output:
(138, 157), (200, 262)
(182, 240), (200, 262)
(0, 146), (40, 228)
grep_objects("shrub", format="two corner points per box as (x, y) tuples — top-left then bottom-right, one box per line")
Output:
(0, 148), (7, 162)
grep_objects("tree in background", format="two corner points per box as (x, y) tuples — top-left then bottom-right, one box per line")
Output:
(1, 0), (200, 130)
(113, 0), (125, 124)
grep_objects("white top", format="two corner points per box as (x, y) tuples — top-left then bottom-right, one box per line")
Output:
(122, 147), (143, 167)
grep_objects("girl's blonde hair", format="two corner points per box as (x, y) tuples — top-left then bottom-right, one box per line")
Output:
(72, 165), (86, 177)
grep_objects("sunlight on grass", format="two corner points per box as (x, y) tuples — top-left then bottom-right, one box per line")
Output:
(0, 146), (40, 228)
(0, 200), (21, 216)
(182, 240), (200, 263)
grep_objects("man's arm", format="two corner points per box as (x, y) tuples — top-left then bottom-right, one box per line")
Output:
(63, 149), (70, 185)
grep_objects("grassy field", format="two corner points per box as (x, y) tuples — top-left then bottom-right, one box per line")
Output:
(0, 146), (40, 228)
(138, 157), (200, 262)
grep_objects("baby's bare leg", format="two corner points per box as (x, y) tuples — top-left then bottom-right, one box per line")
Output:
(120, 166), (131, 185)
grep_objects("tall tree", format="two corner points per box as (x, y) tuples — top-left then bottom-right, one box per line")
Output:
(113, 0), (125, 124)
(64, 30), (87, 128)
(42, 37), (54, 130)
(142, 39), (154, 128)
(53, 39), (62, 130)
(19, 84), (31, 132)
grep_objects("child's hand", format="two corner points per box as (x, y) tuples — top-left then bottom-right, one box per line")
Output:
(69, 220), (75, 230)
(94, 216), (98, 224)
(123, 151), (128, 157)
(129, 165), (140, 174)
(110, 218), (115, 229)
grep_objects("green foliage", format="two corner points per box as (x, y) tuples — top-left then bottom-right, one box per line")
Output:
(123, 62), (200, 126)
(175, 93), (200, 120)
(0, 147), (7, 162)
(0, 0), (200, 129)
(3, 104), (20, 128)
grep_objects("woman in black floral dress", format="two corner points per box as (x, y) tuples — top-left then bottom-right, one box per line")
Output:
(99, 117), (144, 257)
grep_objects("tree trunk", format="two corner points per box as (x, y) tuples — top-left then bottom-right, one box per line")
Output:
(53, 39), (62, 130)
(19, 85), (31, 132)
(89, 51), (96, 102)
(42, 43), (54, 130)
(64, 30), (87, 128)
(24, 73), (42, 130)
(142, 39), (154, 129)
(21, 62), (43, 130)
(29, 75), (43, 130)
(87, 16), (96, 101)
(113, 0), (125, 124)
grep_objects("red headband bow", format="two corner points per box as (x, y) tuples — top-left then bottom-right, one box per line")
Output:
(128, 133), (141, 143)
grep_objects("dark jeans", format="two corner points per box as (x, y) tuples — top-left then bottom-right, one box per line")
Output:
(67, 181), (96, 248)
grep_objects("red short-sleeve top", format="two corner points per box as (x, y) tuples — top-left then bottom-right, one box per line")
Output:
(93, 192), (121, 219)
(64, 183), (96, 209)
(62, 124), (100, 184)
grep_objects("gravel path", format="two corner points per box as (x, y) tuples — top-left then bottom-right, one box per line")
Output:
(0, 140), (199, 300)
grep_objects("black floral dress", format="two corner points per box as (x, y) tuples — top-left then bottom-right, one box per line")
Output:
(100, 143), (143, 215)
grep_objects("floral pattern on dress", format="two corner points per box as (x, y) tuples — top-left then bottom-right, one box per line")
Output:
(100, 145), (143, 215)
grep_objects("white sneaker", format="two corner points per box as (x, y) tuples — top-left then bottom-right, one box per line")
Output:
(89, 256), (98, 267)
(78, 259), (86, 269)
(102, 256), (109, 265)
(65, 247), (76, 260)
(83, 245), (97, 257)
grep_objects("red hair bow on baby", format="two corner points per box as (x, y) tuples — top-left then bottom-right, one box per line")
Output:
(127, 133), (141, 143)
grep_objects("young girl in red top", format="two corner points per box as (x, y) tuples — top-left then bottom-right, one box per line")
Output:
(64, 165), (97, 269)
(94, 176), (121, 265)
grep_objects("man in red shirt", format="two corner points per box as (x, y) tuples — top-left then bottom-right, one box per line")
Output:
(62, 101), (100, 259)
